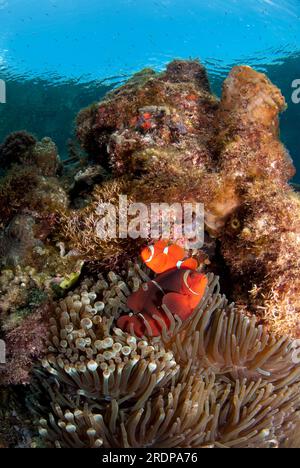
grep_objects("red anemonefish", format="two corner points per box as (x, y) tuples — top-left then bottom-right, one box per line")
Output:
(117, 241), (208, 338)
(141, 240), (198, 274)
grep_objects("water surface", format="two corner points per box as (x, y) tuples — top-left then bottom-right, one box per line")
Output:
(0, 0), (299, 175)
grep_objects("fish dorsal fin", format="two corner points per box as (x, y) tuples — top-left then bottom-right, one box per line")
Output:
(179, 257), (198, 270)
(141, 241), (198, 274)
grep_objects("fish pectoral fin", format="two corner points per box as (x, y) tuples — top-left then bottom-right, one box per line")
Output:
(147, 253), (169, 273)
(127, 281), (164, 314)
(162, 292), (194, 321)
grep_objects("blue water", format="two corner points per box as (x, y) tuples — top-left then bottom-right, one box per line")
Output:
(0, 0), (300, 177)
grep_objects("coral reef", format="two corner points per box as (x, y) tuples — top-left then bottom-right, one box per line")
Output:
(216, 66), (295, 184)
(67, 60), (300, 341)
(221, 181), (300, 337)
(0, 387), (37, 448)
(59, 177), (139, 267)
(0, 215), (42, 267)
(0, 302), (52, 385)
(76, 61), (217, 175)
(0, 131), (37, 170)
(0, 131), (61, 176)
(0, 131), (79, 390)
(0, 165), (68, 228)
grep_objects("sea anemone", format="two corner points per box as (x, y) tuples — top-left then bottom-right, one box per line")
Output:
(39, 371), (300, 448)
(41, 265), (179, 406)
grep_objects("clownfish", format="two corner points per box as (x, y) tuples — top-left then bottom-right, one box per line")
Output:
(141, 240), (198, 274)
(116, 242), (208, 338)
